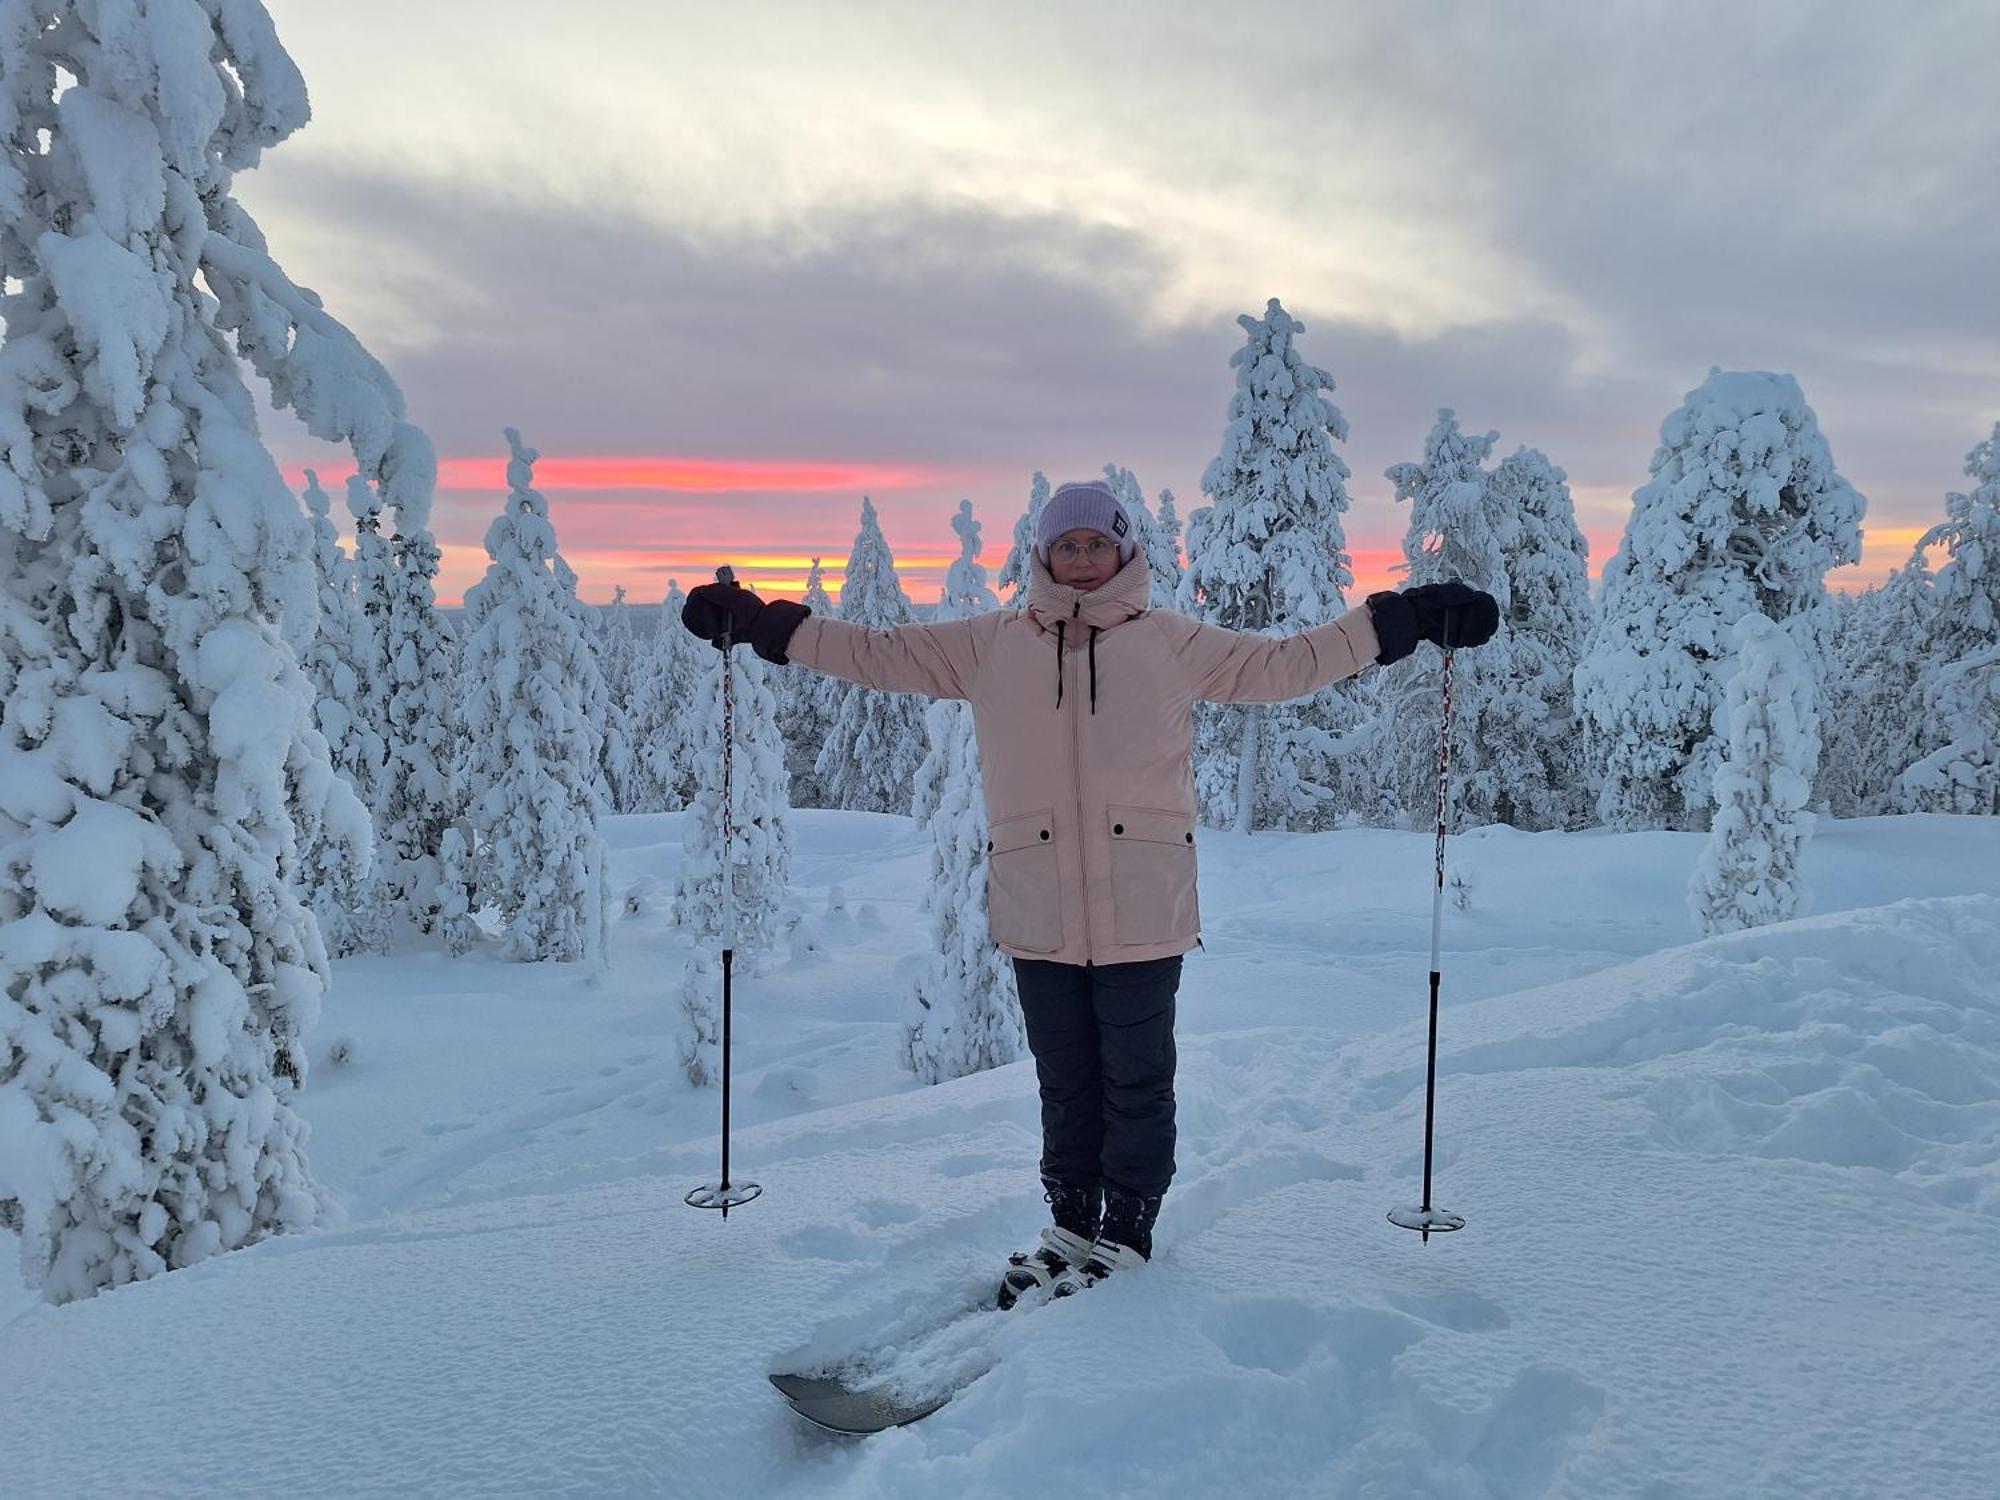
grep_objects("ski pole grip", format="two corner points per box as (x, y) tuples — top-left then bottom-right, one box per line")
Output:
(715, 565), (736, 587)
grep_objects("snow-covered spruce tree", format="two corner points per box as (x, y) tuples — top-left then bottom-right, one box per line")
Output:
(1380, 410), (1522, 828)
(1101, 464), (1182, 608)
(1690, 613), (1820, 935)
(814, 496), (929, 815)
(776, 556), (838, 807)
(627, 579), (705, 812)
(0, 2), (432, 1301)
(1822, 554), (1935, 816)
(1487, 445), (1595, 829)
(553, 551), (614, 963)
(593, 585), (640, 814)
(997, 471), (1051, 605)
(902, 501), (1023, 1080)
(1575, 370), (1864, 831)
(672, 642), (793, 1084)
(449, 431), (611, 962)
(298, 470), (376, 955)
(1895, 423), (2000, 815)
(1179, 299), (1373, 833)
(1155, 486), (1182, 576)
(374, 485), (458, 940)
(336, 472), (396, 950)
(911, 502), (997, 826)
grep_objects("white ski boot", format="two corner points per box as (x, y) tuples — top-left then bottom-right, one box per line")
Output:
(998, 1225), (1096, 1309)
(1049, 1236), (1147, 1297)
(1049, 1186), (1162, 1296)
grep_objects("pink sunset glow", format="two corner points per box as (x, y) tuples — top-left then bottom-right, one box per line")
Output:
(286, 449), (1923, 612)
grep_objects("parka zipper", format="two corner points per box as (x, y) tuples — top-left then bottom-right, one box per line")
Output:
(1068, 598), (1093, 965)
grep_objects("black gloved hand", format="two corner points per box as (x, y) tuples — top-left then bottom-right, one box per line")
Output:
(1365, 580), (1500, 665)
(680, 579), (812, 665)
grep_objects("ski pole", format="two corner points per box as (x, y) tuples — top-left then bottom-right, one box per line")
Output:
(687, 565), (762, 1217)
(1389, 611), (1465, 1243)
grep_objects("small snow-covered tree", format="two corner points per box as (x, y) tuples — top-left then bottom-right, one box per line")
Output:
(299, 470), (377, 955)
(1822, 555), (1935, 816)
(1575, 370), (1865, 831)
(595, 586), (640, 814)
(1380, 410), (1523, 828)
(776, 557), (838, 807)
(815, 497), (929, 814)
(1895, 423), (2000, 815)
(1102, 464), (1182, 607)
(450, 431), (611, 962)
(1690, 614), (1820, 934)
(673, 644), (794, 1084)
(0, 2), (422, 1300)
(628, 580), (705, 812)
(1488, 446), (1595, 829)
(903, 503), (1022, 1080)
(375, 493), (459, 940)
(912, 502), (998, 826)
(997, 471), (1051, 605)
(1156, 488), (1183, 576)
(1179, 298), (1373, 832)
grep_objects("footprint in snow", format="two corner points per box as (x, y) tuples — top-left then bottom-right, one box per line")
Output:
(855, 1199), (921, 1229)
(778, 1224), (875, 1263)
(935, 1152), (1011, 1179)
(1386, 1287), (1511, 1332)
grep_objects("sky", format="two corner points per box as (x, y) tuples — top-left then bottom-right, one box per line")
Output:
(247, 0), (2000, 608)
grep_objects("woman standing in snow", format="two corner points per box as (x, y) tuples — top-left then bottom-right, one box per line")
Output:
(682, 479), (1498, 1301)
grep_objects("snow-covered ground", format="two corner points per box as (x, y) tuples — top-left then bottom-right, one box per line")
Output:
(4, 811), (1998, 1498)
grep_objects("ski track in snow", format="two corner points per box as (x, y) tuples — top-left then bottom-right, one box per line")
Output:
(3, 813), (1999, 1498)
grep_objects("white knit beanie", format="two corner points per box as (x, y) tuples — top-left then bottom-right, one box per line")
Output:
(1035, 480), (1137, 565)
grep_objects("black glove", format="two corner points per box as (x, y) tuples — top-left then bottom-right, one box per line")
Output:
(681, 580), (813, 665)
(1365, 580), (1500, 665)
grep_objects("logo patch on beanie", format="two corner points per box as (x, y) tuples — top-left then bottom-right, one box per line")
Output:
(1111, 511), (1128, 537)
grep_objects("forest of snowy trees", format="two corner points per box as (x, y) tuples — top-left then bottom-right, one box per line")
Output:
(2, 2), (1997, 1305)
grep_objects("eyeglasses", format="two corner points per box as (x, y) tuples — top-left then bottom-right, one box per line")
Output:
(1051, 537), (1117, 563)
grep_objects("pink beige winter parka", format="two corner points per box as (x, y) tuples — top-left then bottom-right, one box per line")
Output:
(784, 548), (1384, 968)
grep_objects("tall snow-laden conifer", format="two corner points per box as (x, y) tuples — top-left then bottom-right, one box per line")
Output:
(1690, 614), (1820, 934)
(1381, 410), (1521, 828)
(298, 469), (376, 954)
(1155, 487), (1182, 578)
(672, 641), (793, 1084)
(1180, 300), (1371, 832)
(911, 502), (996, 827)
(595, 585), (640, 814)
(628, 580), (704, 812)
(376, 483), (457, 938)
(777, 556), (838, 807)
(903, 502), (1022, 1081)
(0, 0), (428, 1301)
(1487, 445), (1594, 829)
(1575, 371), (1864, 831)
(449, 431), (611, 962)
(1823, 554), (1934, 816)
(815, 497), (928, 814)
(1895, 423), (2000, 814)
(1101, 464), (1182, 607)
(998, 471), (1050, 605)
(338, 472), (395, 949)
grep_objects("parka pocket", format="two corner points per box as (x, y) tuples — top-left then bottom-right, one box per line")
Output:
(1106, 804), (1199, 946)
(984, 808), (1063, 953)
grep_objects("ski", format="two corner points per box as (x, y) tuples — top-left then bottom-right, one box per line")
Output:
(767, 1370), (958, 1434)
(769, 1263), (1082, 1434)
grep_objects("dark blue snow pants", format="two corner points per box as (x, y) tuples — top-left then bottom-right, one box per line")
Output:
(1011, 954), (1182, 1199)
